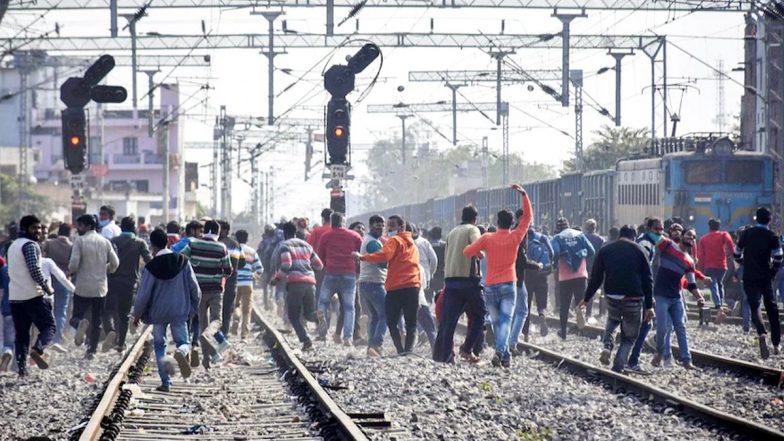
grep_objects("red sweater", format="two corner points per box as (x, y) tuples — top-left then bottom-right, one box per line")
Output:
(697, 231), (735, 270)
(462, 194), (533, 285)
(307, 224), (331, 252)
(361, 232), (421, 292)
(317, 227), (363, 275)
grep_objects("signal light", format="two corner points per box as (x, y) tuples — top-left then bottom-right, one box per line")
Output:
(70, 135), (81, 146)
(326, 98), (350, 165)
(333, 127), (345, 138)
(62, 108), (87, 174)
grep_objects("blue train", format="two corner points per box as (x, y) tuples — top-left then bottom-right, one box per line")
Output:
(351, 136), (774, 236)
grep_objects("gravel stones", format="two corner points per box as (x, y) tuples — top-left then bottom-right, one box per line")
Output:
(0, 343), (129, 440)
(262, 309), (720, 441)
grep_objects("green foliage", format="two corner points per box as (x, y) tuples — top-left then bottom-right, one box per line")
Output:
(0, 174), (54, 224)
(563, 125), (649, 172)
(358, 134), (558, 212)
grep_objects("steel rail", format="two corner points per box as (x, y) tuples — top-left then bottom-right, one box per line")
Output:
(78, 325), (153, 441)
(252, 307), (370, 441)
(456, 321), (784, 439)
(545, 317), (784, 386)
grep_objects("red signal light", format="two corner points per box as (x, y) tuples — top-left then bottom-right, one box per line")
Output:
(69, 135), (81, 146)
(333, 126), (346, 138)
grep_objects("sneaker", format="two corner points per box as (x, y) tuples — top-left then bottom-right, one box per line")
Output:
(599, 348), (611, 366)
(342, 339), (353, 348)
(774, 345), (781, 356)
(557, 330), (567, 340)
(29, 348), (49, 369)
(759, 335), (770, 360)
(459, 351), (480, 364)
(651, 353), (662, 368)
(190, 348), (200, 368)
(74, 319), (89, 347)
(624, 365), (652, 376)
(50, 343), (67, 354)
(491, 354), (502, 367)
(574, 306), (586, 329)
(101, 331), (117, 353)
(18, 367), (28, 378)
(663, 358), (675, 369)
(174, 350), (191, 378)
(0, 351), (11, 371)
(538, 315), (549, 337)
(155, 383), (171, 393)
(316, 311), (327, 337)
(683, 362), (701, 371)
(501, 358), (511, 368)
(302, 340), (313, 352)
(366, 347), (380, 358)
(587, 316), (598, 326)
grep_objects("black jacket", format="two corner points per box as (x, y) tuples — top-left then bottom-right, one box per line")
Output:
(584, 239), (653, 309)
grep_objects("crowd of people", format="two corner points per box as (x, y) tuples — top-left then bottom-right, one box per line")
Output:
(0, 190), (782, 390)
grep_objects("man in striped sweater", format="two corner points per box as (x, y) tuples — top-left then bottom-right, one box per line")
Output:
(233, 229), (263, 340)
(181, 220), (233, 368)
(275, 221), (325, 350)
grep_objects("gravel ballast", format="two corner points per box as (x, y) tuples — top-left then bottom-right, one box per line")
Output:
(260, 306), (722, 441)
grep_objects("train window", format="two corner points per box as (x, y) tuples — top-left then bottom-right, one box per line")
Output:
(726, 161), (763, 184)
(684, 161), (721, 184)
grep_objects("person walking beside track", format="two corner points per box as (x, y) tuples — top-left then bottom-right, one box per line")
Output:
(462, 184), (532, 368)
(356, 215), (421, 355)
(7, 215), (57, 376)
(133, 228), (201, 392)
(68, 214), (120, 360)
(233, 229), (264, 341)
(698, 218), (735, 322)
(41, 223), (73, 345)
(274, 221), (326, 351)
(551, 218), (595, 339)
(579, 225), (654, 374)
(105, 216), (152, 352)
(733, 207), (783, 359)
(432, 205), (487, 364)
(358, 215), (388, 357)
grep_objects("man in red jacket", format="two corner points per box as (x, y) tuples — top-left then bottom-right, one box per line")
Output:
(317, 212), (362, 346)
(697, 218), (735, 320)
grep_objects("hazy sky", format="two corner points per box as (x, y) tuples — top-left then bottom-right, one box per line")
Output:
(2, 5), (749, 221)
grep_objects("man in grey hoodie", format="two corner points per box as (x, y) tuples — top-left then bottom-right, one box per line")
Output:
(133, 229), (201, 392)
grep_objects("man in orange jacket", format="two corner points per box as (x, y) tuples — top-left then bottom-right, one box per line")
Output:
(355, 215), (421, 355)
(463, 184), (532, 367)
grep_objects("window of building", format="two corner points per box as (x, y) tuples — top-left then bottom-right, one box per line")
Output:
(122, 137), (138, 156)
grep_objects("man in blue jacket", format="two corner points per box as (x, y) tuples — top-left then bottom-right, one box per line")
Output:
(133, 228), (201, 392)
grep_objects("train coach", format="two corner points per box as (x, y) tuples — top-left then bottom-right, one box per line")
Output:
(350, 136), (774, 236)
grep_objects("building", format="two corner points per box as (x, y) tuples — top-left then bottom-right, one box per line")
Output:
(0, 51), (199, 224)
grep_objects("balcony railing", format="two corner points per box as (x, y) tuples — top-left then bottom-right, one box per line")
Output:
(108, 152), (164, 165)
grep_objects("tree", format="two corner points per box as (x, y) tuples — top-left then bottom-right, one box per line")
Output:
(0, 175), (55, 224)
(563, 125), (649, 172)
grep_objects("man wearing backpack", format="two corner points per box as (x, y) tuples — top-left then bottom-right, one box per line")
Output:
(523, 226), (554, 337)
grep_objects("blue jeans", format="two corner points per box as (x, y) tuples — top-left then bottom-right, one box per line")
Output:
(319, 274), (357, 340)
(52, 279), (71, 344)
(508, 282), (529, 349)
(704, 268), (727, 308)
(655, 295), (691, 364)
(359, 282), (386, 348)
(153, 322), (190, 386)
(484, 282), (517, 362)
(2, 314), (14, 353)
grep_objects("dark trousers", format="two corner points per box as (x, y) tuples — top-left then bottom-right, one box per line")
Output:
(104, 278), (137, 347)
(603, 298), (642, 372)
(558, 278), (587, 336)
(336, 288), (362, 341)
(433, 280), (486, 363)
(522, 273), (549, 337)
(287, 283), (319, 344)
(70, 294), (105, 354)
(385, 287), (419, 354)
(745, 279), (781, 346)
(10, 296), (55, 370)
(221, 276), (238, 335)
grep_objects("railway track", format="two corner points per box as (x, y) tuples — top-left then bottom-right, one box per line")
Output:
(456, 322), (784, 440)
(71, 307), (368, 441)
(543, 317), (784, 387)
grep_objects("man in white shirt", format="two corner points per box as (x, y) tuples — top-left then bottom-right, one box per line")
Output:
(99, 205), (121, 240)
